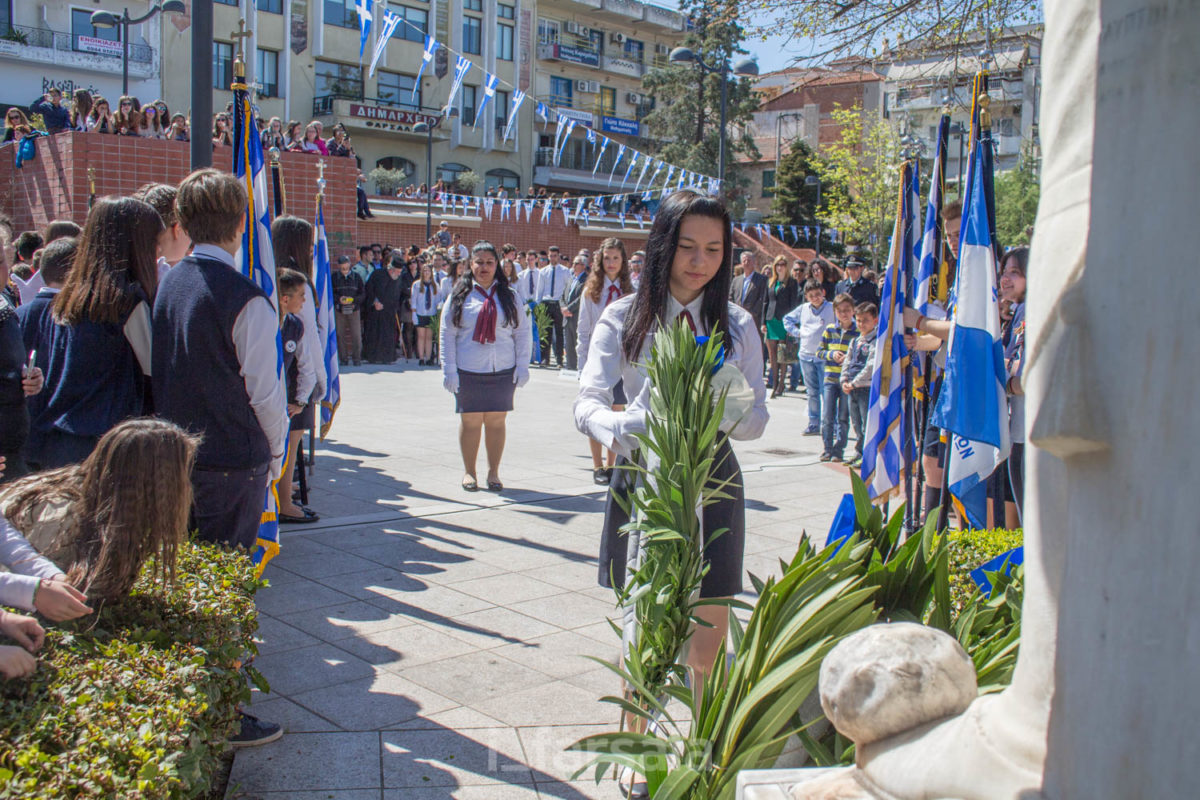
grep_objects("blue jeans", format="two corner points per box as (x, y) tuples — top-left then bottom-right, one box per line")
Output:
(788, 361), (801, 391)
(848, 387), (870, 457)
(822, 382), (850, 457)
(799, 357), (824, 430)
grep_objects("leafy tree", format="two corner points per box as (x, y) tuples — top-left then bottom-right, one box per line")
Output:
(994, 143), (1039, 246)
(814, 104), (901, 266)
(739, 0), (1042, 63)
(765, 138), (820, 227)
(640, 0), (760, 216)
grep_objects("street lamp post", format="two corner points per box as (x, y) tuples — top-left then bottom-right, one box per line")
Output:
(90, 1), (186, 97)
(804, 174), (821, 254)
(413, 110), (454, 244)
(774, 111), (803, 169)
(668, 47), (758, 192)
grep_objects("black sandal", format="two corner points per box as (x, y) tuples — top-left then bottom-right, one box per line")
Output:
(462, 475), (479, 492)
(486, 479), (503, 492)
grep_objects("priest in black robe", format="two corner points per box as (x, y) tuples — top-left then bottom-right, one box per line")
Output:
(361, 260), (406, 363)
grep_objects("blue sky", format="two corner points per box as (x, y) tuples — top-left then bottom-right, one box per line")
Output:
(659, 1), (809, 74)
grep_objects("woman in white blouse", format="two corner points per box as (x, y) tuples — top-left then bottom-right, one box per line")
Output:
(575, 237), (634, 484)
(573, 191), (768, 751)
(410, 262), (441, 366)
(440, 242), (533, 492)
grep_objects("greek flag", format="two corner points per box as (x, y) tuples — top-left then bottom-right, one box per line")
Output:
(501, 89), (524, 142)
(661, 165), (675, 197)
(860, 161), (917, 501)
(356, 0), (372, 62)
(591, 136), (610, 176)
(930, 143), (1011, 528)
(609, 144), (627, 185)
(313, 195), (340, 439)
(646, 159), (663, 188)
(915, 115), (950, 320)
(446, 55), (472, 114)
(621, 151), (639, 186)
(634, 155), (652, 190)
(413, 36), (440, 99)
(234, 75), (283, 576)
(475, 72), (500, 129)
(367, 8), (402, 79)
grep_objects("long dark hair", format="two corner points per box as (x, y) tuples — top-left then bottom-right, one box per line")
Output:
(271, 215), (315, 281)
(584, 237), (633, 304)
(54, 197), (163, 325)
(450, 240), (518, 328)
(621, 190), (734, 362)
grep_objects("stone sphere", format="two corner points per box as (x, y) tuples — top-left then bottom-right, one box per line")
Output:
(819, 623), (978, 746)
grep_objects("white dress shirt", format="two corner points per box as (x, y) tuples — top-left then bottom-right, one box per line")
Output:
(536, 263), (572, 302)
(518, 267), (541, 302)
(575, 277), (626, 374)
(290, 316), (318, 409)
(0, 513), (65, 612)
(574, 294), (769, 458)
(299, 282), (326, 401)
(783, 300), (836, 358)
(439, 282), (533, 376)
(411, 280), (441, 319)
(191, 244), (289, 479)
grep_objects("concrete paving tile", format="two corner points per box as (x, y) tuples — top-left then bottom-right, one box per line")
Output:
(276, 600), (417, 644)
(310, 565), (431, 600)
(410, 556), (507, 585)
(253, 615), (322, 657)
(243, 695), (343, 733)
(472, 680), (613, 728)
(533, 780), (610, 800)
(516, 724), (613, 784)
(363, 584), (496, 622)
(383, 785), (542, 799)
(506, 592), (615, 632)
(517, 561), (604, 591)
(492, 630), (618, 680)
(229, 790), (380, 800)
(562, 667), (622, 701)
(226, 732), (380, 793)
(291, 668), (458, 730)
(399, 649), (554, 706)
(388, 705), (509, 731)
(571, 620), (620, 646)
(277, 550), (386, 579)
(381, 727), (532, 787)
(433, 606), (562, 649)
(451, 573), (565, 606)
(255, 577), (358, 617)
(331, 622), (476, 670)
(252, 643), (376, 697)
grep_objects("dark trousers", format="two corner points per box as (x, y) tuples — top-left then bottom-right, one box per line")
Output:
(539, 300), (564, 365)
(564, 313), (579, 370)
(30, 429), (98, 471)
(848, 387), (870, 457)
(335, 310), (362, 363)
(356, 186), (372, 218)
(821, 382), (850, 458)
(191, 463), (271, 550)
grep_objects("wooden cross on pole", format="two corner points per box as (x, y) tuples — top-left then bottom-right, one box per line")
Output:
(316, 159), (327, 196)
(231, 18), (252, 63)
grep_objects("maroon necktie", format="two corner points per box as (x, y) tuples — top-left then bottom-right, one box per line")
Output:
(678, 309), (697, 334)
(605, 284), (622, 307)
(472, 286), (498, 344)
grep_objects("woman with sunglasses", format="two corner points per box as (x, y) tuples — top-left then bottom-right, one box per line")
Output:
(113, 96), (141, 137)
(2, 109), (31, 143)
(86, 98), (114, 134)
(140, 100), (167, 139)
(69, 90), (92, 132)
(212, 114), (233, 147)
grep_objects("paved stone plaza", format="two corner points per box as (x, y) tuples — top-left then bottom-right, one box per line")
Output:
(226, 362), (851, 799)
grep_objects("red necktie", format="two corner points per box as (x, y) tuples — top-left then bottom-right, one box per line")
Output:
(472, 286), (498, 344)
(678, 309), (697, 334)
(605, 284), (621, 307)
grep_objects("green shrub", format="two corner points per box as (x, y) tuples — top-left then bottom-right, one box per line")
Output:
(0, 540), (263, 799)
(946, 528), (1024, 613)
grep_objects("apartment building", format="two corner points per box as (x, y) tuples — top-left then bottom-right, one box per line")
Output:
(0, 1), (165, 111)
(531, 0), (687, 192)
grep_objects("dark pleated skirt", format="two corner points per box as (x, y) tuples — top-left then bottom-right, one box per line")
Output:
(289, 401), (315, 432)
(456, 367), (516, 414)
(612, 378), (627, 406)
(599, 436), (745, 598)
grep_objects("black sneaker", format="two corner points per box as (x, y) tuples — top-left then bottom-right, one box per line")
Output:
(593, 468), (610, 485)
(819, 453), (832, 462)
(231, 712), (282, 748)
(803, 427), (820, 436)
(831, 454), (843, 463)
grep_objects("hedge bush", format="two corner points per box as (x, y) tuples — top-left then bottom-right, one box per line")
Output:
(946, 528), (1024, 612)
(0, 540), (263, 799)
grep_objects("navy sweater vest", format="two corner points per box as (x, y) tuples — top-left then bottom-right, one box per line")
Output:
(152, 255), (271, 469)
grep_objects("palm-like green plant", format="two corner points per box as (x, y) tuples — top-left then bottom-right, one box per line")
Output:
(532, 303), (553, 354)
(953, 564), (1023, 694)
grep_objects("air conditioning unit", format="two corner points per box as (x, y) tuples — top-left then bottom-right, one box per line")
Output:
(564, 21), (581, 35)
(625, 92), (642, 105)
(588, 80), (602, 93)
(579, 26), (592, 38)
(654, 43), (668, 55)
(610, 32), (627, 44)
(577, 80), (602, 94)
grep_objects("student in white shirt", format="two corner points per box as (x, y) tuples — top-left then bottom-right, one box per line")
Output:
(517, 251), (541, 308)
(575, 237), (634, 484)
(782, 281), (837, 435)
(536, 246), (573, 367)
(574, 191), (768, 762)
(440, 241), (533, 493)
(411, 262), (441, 366)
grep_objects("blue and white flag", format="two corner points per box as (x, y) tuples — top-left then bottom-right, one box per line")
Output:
(355, 0), (373, 63)
(591, 136), (610, 176)
(609, 144), (627, 186)
(860, 161), (917, 502)
(777, 225), (785, 240)
(501, 199), (511, 221)
(790, 225), (799, 242)
(502, 89), (525, 142)
(661, 165), (675, 197)
(915, 115), (950, 320)
(368, 8), (402, 78)
(930, 144), (1010, 527)
(475, 71), (500, 129)
(634, 155), (652, 191)
(621, 151), (639, 186)
(446, 55), (472, 114)
(541, 201), (552, 224)
(536, 101), (550, 129)
(413, 36), (440, 100)
(233, 74), (283, 576)
(313, 194), (340, 440)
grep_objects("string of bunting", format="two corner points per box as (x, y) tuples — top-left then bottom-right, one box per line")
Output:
(358, 2), (722, 197)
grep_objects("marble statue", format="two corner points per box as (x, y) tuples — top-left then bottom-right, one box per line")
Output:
(739, 0), (1200, 796)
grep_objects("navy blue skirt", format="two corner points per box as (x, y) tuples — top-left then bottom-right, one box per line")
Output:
(456, 367), (516, 414)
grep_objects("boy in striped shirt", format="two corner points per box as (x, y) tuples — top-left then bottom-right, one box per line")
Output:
(818, 294), (858, 462)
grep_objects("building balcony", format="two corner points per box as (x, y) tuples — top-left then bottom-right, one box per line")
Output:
(643, 4), (686, 31)
(0, 23), (156, 78)
(568, 0), (604, 8)
(602, 0), (646, 20)
(601, 54), (645, 78)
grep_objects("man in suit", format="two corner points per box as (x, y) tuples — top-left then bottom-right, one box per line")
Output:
(561, 254), (589, 371)
(731, 251), (769, 331)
